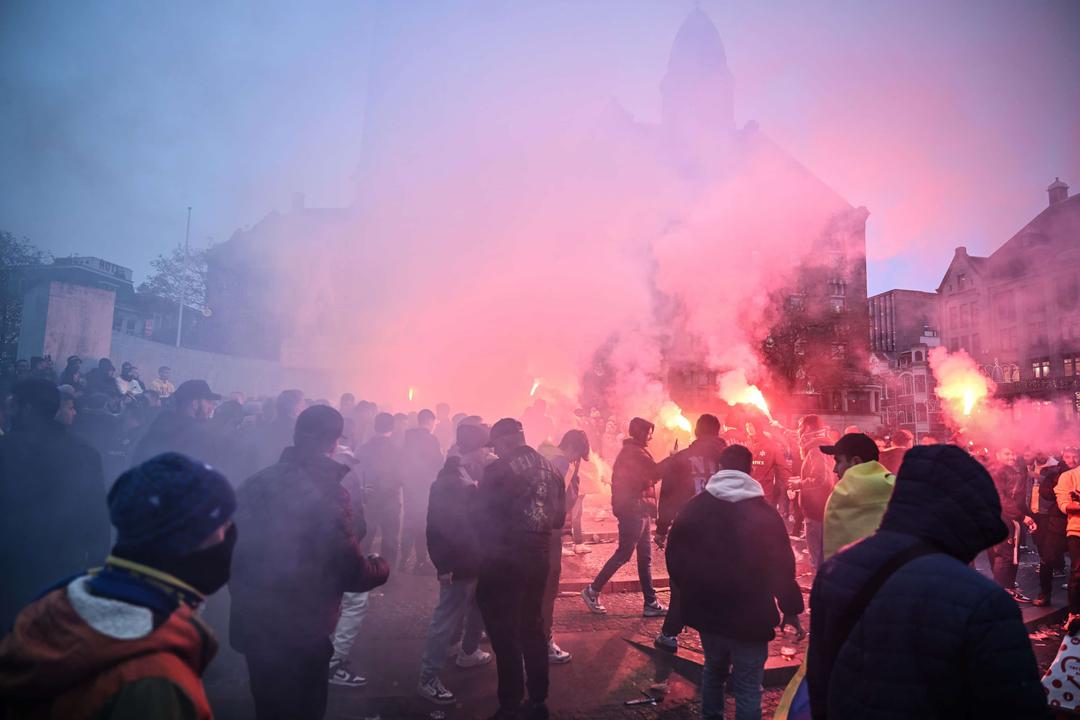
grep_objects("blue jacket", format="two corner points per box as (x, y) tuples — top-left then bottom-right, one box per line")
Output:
(807, 445), (1046, 719)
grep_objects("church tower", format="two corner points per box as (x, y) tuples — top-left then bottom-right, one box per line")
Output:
(660, 8), (735, 165)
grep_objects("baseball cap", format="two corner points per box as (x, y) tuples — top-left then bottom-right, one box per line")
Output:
(174, 379), (222, 404)
(489, 418), (524, 444)
(821, 432), (880, 462)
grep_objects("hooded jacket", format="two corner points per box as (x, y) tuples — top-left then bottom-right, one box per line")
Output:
(610, 438), (661, 518)
(821, 460), (895, 559)
(798, 431), (834, 521)
(655, 435), (728, 538)
(229, 447), (389, 651)
(0, 576), (214, 720)
(426, 456), (482, 579)
(0, 420), (109, 631)
(807, 445), (1046, 719)
(665, 469), (804, 642)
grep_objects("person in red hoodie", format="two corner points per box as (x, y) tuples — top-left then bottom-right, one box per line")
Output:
(0, 452), (238, 720)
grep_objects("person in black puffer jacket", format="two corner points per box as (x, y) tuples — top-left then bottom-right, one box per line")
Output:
(807, 444), (1046, 719)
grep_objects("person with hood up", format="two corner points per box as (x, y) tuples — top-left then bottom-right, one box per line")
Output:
(474, 418), (565, 720)
(130, 380), (221, 467)
(416, 423), (492, 706)
(229, 406), (390, 720)
(653, 413), (727, 653)
(0, 453), (237, 720)
(806, 445), (1046, 719)
(0, 379), (109, 630)
(791, 415), (833, 571)
(581, 417), (666, 618)
(666, 444), (804, 720)
(819, 433), (896, 559)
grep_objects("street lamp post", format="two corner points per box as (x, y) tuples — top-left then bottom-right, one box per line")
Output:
(176, 206), (191, 348)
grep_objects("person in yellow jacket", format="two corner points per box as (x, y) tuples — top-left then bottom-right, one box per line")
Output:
(774, 432), (895, 720)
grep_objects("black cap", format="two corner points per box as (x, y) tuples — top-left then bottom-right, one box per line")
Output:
(821, 432), (880, 462)
(489, 418), (524, 443)
(174, 379), (221, 404)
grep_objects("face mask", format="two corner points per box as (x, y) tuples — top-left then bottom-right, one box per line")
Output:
(161, 524), (237, 596)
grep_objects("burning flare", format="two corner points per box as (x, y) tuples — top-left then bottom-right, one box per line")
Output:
(530, 378), (541, 397)
(718, 369), (773, 420)
(929, 347), (993, 417)
(658, 400), (693, 434)
(408, 386), (415, 402)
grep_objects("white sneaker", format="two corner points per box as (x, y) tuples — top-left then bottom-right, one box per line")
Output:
(548, 641), (572, 664)
(581, 586), (607, 614)
(417, 676), (456, 704)
(574, 544), (592, 554)
(561, 544), (575, 557)
(455, 648), (492, 668)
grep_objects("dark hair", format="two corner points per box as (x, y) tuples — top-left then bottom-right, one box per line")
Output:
(559, 429), (591, 458)
(374, 412), (395, 434)
(695, 413), (721, 437)
(13, 378), (60, 420)
(799, 414), (821, 432)
(275, 389), (304, 417)
(719, 444), (754, 474)
(294, 405), (344, 450)
(418, 408), (436, 424)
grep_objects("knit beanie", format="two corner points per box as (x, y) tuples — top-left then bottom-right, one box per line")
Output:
(108, 452), (236, 558)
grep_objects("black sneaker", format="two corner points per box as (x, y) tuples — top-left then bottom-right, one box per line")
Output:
(1007, 588), (1033, 604)
(328, 659), (367, 687)
(653, 632), (678, 653)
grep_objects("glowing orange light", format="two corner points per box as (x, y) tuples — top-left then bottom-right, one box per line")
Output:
(658, 401), (692, 434)
(718, 370), (773, 419)
(929, 347), (993, 417)
(408, 387), (415, 402)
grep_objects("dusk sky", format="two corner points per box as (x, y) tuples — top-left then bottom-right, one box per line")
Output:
(2, 1), (1077, 295)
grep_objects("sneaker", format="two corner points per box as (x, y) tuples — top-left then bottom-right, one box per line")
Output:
(328, 659), (367, 687)
(548, 640), (572, 664)
(643, 600), (667, 617)
(1007, 588), (1033, 603)
(456, 648), (493, 668)
(561, 544), (575, 557)
(417, 676), (456, 705)
(581, 586), (607, 614)
(574, 544), (593, 554)
(1033, 594), (1050, 607)
(653, 632), (678, 653)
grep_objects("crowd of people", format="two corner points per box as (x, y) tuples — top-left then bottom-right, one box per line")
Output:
(0, 354), (1074, 719)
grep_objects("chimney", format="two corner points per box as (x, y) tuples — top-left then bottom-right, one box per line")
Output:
(955, 246), (967, 257)
(1048, 177), (1068, 206)
(291, 192), (306, 212)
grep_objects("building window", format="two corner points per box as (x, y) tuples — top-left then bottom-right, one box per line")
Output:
(995, 292), (1016, 322)
(999, 327), (1017, 351)
(949, 306), (959, 329)
(1029, 322), (1049, 349)
(1032, 358), (1051, 379)
(828, 280), (847, 297)
(960, 304), (971, 327)
(125, 318), (136, 335)
(113, 316), (123, 332)
(916, 404), (928, 422)
(956, 273), (968, 290)
(901, 374), (914, 395)
(915, 375), (927, 393)
(1065, 354), (1080, 377)
(787, 294), (805, 310)
(830, 297), (846, 313)
(830, 343), (847, 360)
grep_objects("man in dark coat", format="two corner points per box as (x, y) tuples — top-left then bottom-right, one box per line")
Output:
(130, 379), (221, 468)
(581, 417), (665, 617)
(1034, 447), (1076, 606)
(230, 406), (390, 720)
(0, 379), (110, 630)
(248, 389), (304, 475)
(474, 418), (565, 720)
(987, 446), (1038, 601)
(653, 413), (727, 652)
(356, 412), (405, 568)
(666, 444), (803, 720)
(807, 445), (1046, 719)
(400, 408), (444, 573)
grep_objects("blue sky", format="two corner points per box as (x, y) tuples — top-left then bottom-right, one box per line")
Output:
(2, 1), (1077, 295)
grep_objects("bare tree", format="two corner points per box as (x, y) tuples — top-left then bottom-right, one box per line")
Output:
(138, 244), (209, 313)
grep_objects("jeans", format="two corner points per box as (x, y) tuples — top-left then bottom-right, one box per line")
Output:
(1068, 536), (1080, 613)
(245, 636), (333, 720)
(542, 532), (563, 642)
(399, 507), (428, 568)
(330, 591), (369, 662)
(476, 558), (550, 712)
(805, 519), (824, 570)
(988, 521), (1020, 588)
(570, 494), (585, 545)
(420, 577), (484, 681)
(1035, 515), (1067, 599)
(699, 632), (768, 720)
(590, 513), (657, 604)
(367, 490), (402, 567)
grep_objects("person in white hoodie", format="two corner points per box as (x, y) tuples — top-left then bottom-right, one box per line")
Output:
(666, 444), (804, 720)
